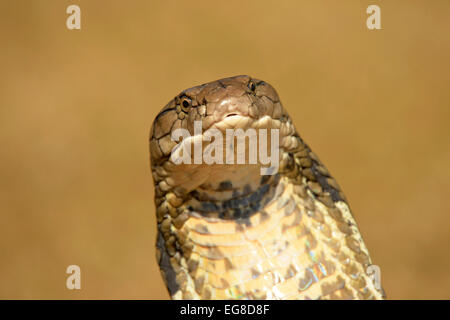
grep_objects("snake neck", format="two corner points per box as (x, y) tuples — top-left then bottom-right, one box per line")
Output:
(186, 173), (282, 223)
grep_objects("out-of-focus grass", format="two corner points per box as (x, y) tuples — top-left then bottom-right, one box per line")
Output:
(0, 0), (449, 299)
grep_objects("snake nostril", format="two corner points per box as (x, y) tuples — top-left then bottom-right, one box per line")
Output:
(226, 113), (238, 118)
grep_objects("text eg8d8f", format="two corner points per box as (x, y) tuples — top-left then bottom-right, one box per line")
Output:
(224, 304), (270, 315)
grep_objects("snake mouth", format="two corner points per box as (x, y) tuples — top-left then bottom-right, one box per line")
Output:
(222, 112), (246, 124)
(204, 111), (253, 132)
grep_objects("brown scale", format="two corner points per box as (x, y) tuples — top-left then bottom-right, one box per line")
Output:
(149, 75), (385, 300)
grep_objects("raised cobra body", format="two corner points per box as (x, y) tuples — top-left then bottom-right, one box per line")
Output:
(149, 75), (384, 299)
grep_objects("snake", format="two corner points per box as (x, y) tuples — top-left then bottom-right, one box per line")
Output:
(149, 75), (385, 300)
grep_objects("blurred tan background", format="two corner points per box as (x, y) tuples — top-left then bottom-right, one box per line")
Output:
(0, 0), (449, 299)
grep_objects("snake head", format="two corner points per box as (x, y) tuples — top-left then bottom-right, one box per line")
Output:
(149, 75), (295, 200)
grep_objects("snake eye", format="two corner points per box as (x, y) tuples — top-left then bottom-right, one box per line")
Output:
(248, 81), (256, 92)
(181, 97), (191, 112)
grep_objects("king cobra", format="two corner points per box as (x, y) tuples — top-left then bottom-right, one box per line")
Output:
(149, 75), (384, 300)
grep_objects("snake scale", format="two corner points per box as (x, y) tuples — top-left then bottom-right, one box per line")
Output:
(149, 75), (384, 300)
